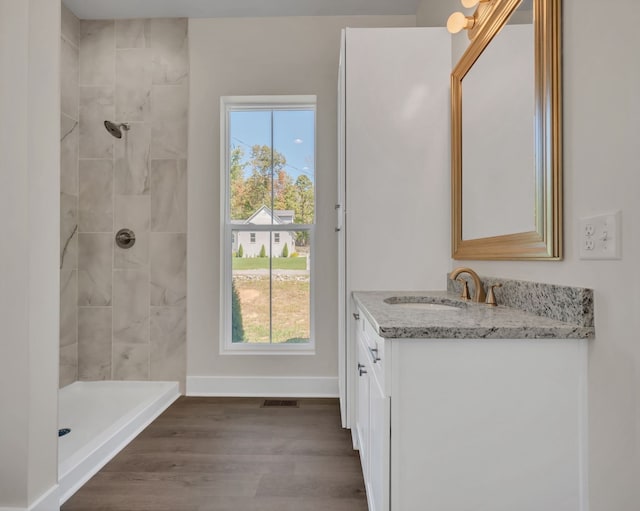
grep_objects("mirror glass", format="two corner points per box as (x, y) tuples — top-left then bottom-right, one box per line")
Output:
(451, 0), (562, 260)
(462, 2), (534, 239)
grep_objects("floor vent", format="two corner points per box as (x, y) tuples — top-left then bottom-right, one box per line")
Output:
(261, 399), (299, 408)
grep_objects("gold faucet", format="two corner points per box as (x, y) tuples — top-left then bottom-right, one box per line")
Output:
(450, 267), (486, 303)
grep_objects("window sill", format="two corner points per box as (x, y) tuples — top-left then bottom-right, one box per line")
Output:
(220, 342), (316, 356)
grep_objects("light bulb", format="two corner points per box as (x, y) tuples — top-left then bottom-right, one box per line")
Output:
(461, 0), (479, 7)
(447, 12), (474, 34)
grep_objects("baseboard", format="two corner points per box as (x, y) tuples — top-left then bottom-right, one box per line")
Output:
(30, 486), (59, 511)
(0, 484), (60, 511)
(186, 375), (339, 397)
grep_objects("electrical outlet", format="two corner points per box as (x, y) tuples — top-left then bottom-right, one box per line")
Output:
(579, 211), (621, 260)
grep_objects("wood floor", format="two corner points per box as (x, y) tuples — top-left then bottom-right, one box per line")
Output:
(62, 397), (367, 511)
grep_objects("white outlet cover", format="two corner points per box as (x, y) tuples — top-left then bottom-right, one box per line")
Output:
(579, 211), (622, 260)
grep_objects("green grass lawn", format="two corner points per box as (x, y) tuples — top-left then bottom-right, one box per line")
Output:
(232, 257), (307, 271)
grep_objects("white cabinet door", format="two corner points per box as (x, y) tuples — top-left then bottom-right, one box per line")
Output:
(369, 372), (390, 511)
(337, 30), (347, 428)
(356, 338), (371, 483)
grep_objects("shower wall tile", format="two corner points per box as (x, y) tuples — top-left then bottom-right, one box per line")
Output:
(79, 159), (113, 233)
(80, 20), (115, 86)
(71, 16), (189, 387)
(113, 270), (149, 344)
(150, 84), (188, 159)
(114, 195), (150, 269)
(60, 270), (78, 347)
(61, 114), (79, 195)
(150, 233), (186, 306)
(78, 307), (112, 380)
(112, 342), (149, 380)
(80, 86), (115, 159)
(61, 3), (80, 48)
(150, 159), (187, 232)
(115, 123), (151, 194)
(150, 307), (186, 388)
(78, 233), (113, 306)
(60, 192), (78, 270)
(116, 19), (149, 49)
(60, 344), (78, 388)
(149, 18), (188, 85)
(116, 49), (152, 122)
(61, 37), (79, 119)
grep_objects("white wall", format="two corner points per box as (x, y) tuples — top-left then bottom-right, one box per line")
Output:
(418, 0), (640, 508)
(187, 15), (415, 387)
(0, 0), (60, 507)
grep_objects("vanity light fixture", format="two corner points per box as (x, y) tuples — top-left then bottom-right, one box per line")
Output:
(447, 12), (476, 34)
(447, 0), (494, 38)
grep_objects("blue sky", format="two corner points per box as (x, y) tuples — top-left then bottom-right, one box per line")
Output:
(229, 109), (315, 183)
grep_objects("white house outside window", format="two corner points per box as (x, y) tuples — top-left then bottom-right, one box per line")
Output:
(221, 96), (316, 353)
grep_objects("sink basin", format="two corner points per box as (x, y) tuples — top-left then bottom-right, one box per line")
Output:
(383, 296), (463, 311)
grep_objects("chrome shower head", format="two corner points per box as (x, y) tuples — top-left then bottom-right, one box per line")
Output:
(104, 120), (130, 139)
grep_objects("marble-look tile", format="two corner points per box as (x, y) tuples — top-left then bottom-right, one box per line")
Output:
(78, 233), (113, 306)
(150, 233), (186, 306)
(61, 37), (79, 119)
(114, 195), (150, 269)
(116, 49), (152, 122)
(150, 84), (188, 159)
(112, 342), (149, 380)
(150, 307), (186, 388)
(60, 269), (78, 347)
(113, 270), (149, 344)
(60, 344), (78, 388)
(116, 19), (149, 49)
(115, 122), (151, 194)
(79, 159), (113, 233)
(61, 3), (80, 48)
(80, 20), (115, 86)
(80, 86), (114, 159)
(150, 159), (187, 232)
(60, 192), (78, 270)
(149, 18), (188, 85)
(61, 114), (79, 196)
(78, 307), (112, 380)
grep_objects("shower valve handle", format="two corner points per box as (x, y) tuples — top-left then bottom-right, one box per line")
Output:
(115, 228), (136, 249)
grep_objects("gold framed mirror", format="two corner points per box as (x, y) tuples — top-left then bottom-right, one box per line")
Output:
(451, 0), (562, 260)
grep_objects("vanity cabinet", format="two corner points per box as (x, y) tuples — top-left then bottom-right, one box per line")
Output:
(355, 312), (390, 511)
(352, 303), (588, 511)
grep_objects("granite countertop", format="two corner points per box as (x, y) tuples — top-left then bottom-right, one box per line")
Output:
(352, 290), (595, 340)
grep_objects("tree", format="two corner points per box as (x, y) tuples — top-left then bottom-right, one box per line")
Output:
(239, 145), (287, 217)
(229, 146), (248, 220)
(237, 244), (244, 258)
(259, 244), (266, 258)
(294, 175), (314, 246)
(281, 242), (289, 258)
(273, 169), (297, 211)
(231, 281), (245, 343)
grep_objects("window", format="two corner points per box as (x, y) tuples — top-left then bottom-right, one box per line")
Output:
(221, 96), (316, 353)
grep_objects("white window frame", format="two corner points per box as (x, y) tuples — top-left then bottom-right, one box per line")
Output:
(220, 95), (316, 355)
(274, 233), (280, 244)
(249, 232), (256, 244)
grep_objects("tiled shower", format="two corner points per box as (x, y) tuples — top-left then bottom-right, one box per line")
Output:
(59, 5), (188, 390)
